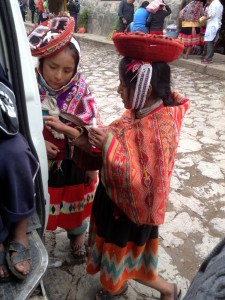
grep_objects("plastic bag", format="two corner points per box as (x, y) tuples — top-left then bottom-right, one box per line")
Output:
(146, 0), (165, 14)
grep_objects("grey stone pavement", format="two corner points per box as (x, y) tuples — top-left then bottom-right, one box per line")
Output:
(27, 28), (225, 300)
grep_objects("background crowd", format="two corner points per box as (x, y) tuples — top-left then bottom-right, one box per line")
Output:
(116, 0), (224, 64)
(19, 0), (224, 62)
(18, 0), (50, 24)
(178, 0), (223, 63)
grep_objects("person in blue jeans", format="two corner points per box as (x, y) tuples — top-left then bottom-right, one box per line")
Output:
(130, 1), (150, 33)
(19, 0), (27, 22)
(67, 0), (80, 32)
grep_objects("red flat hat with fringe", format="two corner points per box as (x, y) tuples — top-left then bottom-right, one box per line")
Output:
(28, 17), (75, 58)
(112, 31), (184, 63)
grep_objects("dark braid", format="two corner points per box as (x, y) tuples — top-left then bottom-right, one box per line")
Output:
(151, 62), (174, 106)
(119, 58), (174, 106)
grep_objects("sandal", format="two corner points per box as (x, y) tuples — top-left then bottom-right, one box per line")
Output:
(174, 283), (182, 300)
(0, 250), (11, 282)
(6, 241), (31, 280)
(182, 55), (188, 60)
(201, 59), (213, 64)
(96, 283), (128, 300)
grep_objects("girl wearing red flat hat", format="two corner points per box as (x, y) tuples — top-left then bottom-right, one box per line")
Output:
(85, 33), (189, 299)
(28, 16), (100, 261)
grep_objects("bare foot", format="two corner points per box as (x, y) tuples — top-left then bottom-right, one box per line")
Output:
(0, 243), (11, 280)
(70, 232), (86, 257)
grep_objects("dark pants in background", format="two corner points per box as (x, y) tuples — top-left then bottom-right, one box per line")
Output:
(70, 13), (78, 32)
(204, 30), (220, 61)
(117, 19), (132, 33)
(21, 10), (26, 22)
(204, 41), (214, 61)
(117, 19), (126, 32)
(30, 9), (35, 23)
(38, 12), (43, 25)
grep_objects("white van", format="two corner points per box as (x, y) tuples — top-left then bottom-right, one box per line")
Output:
(0, 1), (49, 298)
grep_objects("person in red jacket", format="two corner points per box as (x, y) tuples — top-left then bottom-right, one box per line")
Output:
(37, 0), (44, 24)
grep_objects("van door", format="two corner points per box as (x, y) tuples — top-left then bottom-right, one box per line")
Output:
(0, 0), (49, 299)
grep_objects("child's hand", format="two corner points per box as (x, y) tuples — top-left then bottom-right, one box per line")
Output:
(45, 140), (60, 159)
(84, 171), (98, 186)
(44, 116), (67, 134)
(122, 17), (127, 24)
(88, 126), (108, 150)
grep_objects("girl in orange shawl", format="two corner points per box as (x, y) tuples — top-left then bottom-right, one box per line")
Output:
(44, 40), (189, 299)
(86, 58), (189, 300)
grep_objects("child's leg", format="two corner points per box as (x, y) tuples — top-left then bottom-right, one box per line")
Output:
(67, 219), (88, 257)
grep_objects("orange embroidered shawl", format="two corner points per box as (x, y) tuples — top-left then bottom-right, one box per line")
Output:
(101, 92), (190, 226)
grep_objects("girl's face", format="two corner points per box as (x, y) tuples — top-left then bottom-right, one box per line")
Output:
(117, 72), (134, 109)
(42, 48), (77, 90)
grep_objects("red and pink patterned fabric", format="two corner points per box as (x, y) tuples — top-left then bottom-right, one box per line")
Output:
(101, 92), (190, 226)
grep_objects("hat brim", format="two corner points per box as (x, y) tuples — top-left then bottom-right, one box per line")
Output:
(112, 31), (184, 63)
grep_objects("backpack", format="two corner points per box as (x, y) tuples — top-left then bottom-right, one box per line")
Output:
(184, 237), (225, 300)
(68, 1), (80, 14)
(74, 3), (80, 13)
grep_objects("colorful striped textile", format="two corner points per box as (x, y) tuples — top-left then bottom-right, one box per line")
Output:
(180, 1), (204, 22)
(87, 225), (158, 292)
(178, 27), (201, 47)
(45, 131), (98, 230)
(47, 171), (97, 230)
(101, 92), (190, 226)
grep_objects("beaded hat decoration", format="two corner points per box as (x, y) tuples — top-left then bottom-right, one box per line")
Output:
(28, 17), (76, 58)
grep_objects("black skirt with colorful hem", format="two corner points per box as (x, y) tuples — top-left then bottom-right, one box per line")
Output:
(86, 180), (159, 293)
(178, 27), (201, 46)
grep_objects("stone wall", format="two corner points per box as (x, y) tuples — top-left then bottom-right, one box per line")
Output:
(79, 0), (184, 36)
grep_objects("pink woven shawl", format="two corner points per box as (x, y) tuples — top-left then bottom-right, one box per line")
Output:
(181, 1), (204, 22)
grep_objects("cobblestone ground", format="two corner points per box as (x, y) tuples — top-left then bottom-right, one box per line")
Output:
(32, 41), (225, 300)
